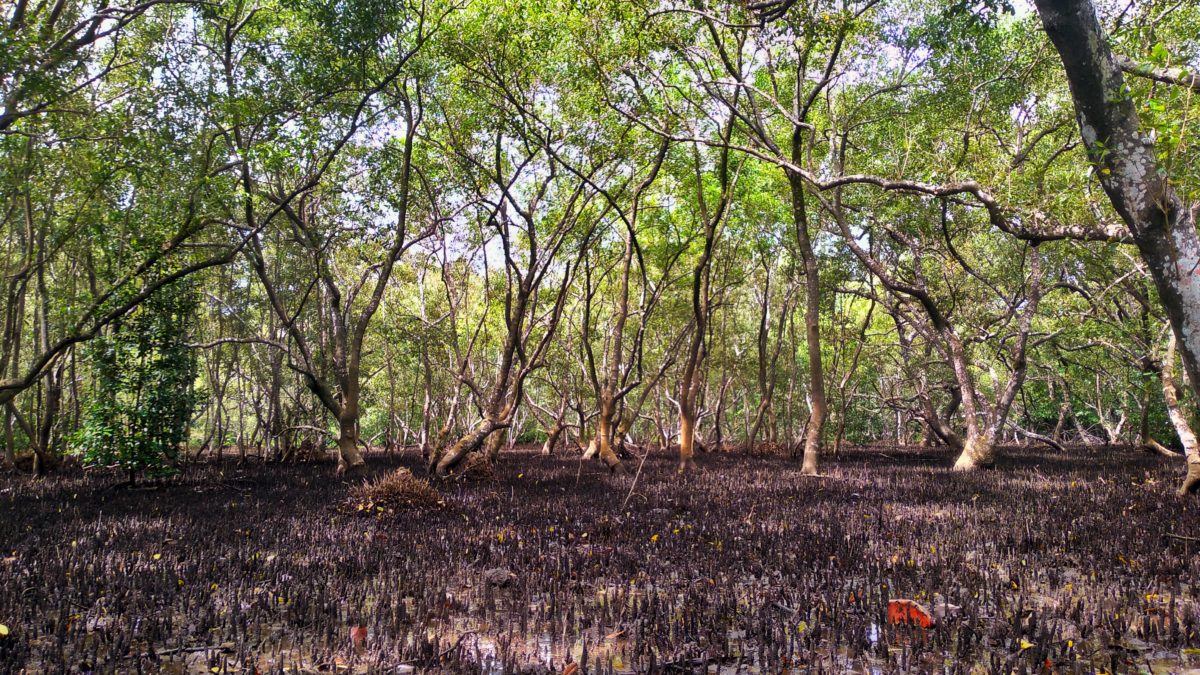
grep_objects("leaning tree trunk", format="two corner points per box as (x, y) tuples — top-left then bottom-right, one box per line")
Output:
(1138, 357), (1182, 458)
(541, 416), (565, 455)
(435, 418), (500, 476)
(1035, 0), (1200, 493)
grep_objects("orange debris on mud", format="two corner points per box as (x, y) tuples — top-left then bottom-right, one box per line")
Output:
(887, 598), (935, 628)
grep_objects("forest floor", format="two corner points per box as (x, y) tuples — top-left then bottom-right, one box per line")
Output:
(3, 445), (1200, 674)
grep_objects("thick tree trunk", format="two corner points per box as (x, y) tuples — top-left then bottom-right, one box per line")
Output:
(595, 410), (628, 474)
(922, 388), (965, 451)
(1035, 0), (1200, 492)
(335, 415), (365, 476)
(435, 418), (500, 476)
(581, 436), (598, 459)
(953, 432), (997, 471)
(483, 430), (504, 463)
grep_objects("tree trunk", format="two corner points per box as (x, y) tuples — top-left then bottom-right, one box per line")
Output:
(787, 170), (827, 476)
(541, 421), (563, 455)
(483, 430), (504, 463)
(1053, 378), (1071, 444)
(678, 404), (698, 472)
(2, 406), (13, 468)
(801, 402), (822, 475)
(595, 409), (628, 474)
(335, 415), (365, 476)
(1162, 334), (1200, 494)
(1035, 0), (1200, 492)
(34, 365), (61, 474)
(953, 431), (997, 471)
(436, 418), (500, 476)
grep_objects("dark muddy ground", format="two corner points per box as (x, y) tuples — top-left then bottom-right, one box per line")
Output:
(3, 445), (1200, 674)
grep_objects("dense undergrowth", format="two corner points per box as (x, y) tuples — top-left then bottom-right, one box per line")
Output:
(2, 446), (1200, 674)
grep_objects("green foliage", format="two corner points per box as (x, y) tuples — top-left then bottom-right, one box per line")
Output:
(73, 282), (201, 480)
(4, 0), (1200, 468)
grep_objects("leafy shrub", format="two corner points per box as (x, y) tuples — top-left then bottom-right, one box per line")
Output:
(72, 280), (200, 483)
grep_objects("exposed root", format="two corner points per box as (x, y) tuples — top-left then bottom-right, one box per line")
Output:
(1179, 463), (1200, 495)
(1142, 438), (1184, 458)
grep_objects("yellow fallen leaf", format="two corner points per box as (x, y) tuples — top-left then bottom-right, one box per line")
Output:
(650, 534), (659, 543)
(0, 624), (9, 637)
(152, 553), (161, 561)
(1019, 638), (1035, 650)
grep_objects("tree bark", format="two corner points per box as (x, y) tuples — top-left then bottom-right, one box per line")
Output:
(335, 414), (365, 476)
(678, 402), (698, 472)
(541, 420), (564, 455)
(595, 405), (628, 474)
(788, 170), (827, 476)
(436, 418), (501, 476)
(1035, 0), (1200, 491)
(483, 429), (504, 463)
(1161, 334), (1200, 493)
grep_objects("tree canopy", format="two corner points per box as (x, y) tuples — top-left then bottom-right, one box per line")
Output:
(2, 0), (1199, 490)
